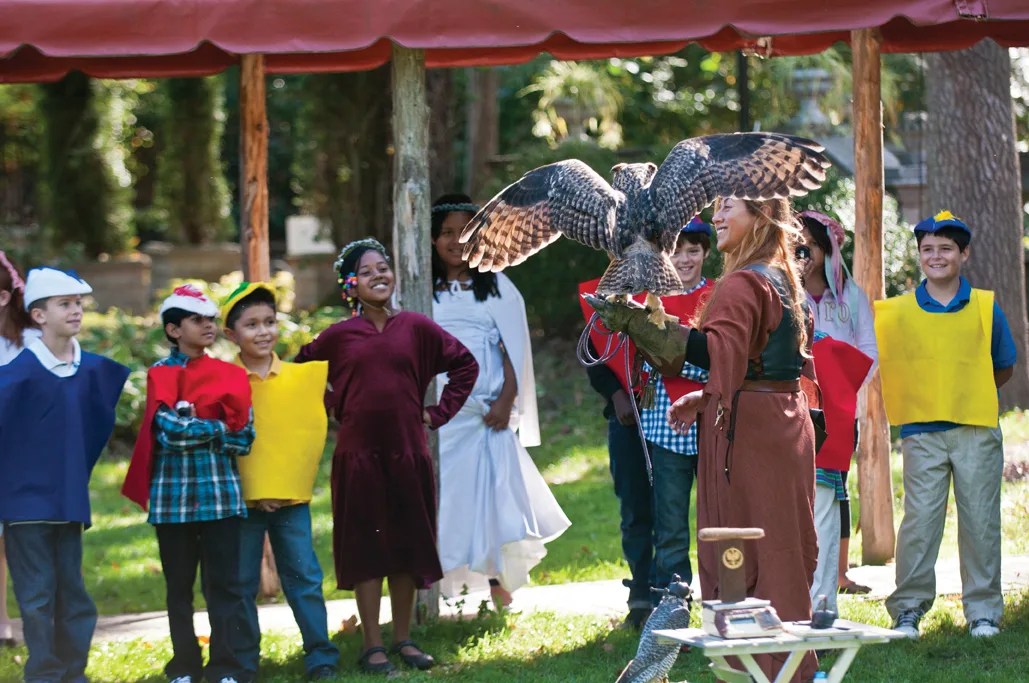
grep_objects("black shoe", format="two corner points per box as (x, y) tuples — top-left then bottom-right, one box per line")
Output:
(622, 607), (653, 630)
(307, 664), (337, 680)
(390, 639), (435, 670)
(357, 647), (395, 675)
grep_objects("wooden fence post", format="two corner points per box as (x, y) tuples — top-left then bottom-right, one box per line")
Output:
(391, 44), (439, 620)
(851, 28), (896, 565)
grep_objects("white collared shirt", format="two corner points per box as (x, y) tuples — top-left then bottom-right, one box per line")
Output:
(27, 336), (81, 378)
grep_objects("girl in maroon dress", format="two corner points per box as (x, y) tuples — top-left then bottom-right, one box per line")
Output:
(295, 238), (477, 674)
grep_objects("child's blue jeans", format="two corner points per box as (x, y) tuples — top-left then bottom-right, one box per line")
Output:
(5, 522), (96, 683)
(237, 503), (338, 677)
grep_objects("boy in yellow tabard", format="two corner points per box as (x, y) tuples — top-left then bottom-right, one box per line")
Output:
(875, 211), (1016, 640)
(220, 283), (339, 681)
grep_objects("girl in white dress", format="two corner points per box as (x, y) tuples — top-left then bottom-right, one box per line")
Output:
(430, 194), (570, 608)
(0, 250), (41, 647)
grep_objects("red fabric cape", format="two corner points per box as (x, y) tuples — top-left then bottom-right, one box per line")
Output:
(812, 337), (874, 471)
(121, 354), (252, 510)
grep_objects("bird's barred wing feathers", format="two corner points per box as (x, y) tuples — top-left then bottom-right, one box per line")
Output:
(459, 160), (623, 272)
(648, 132), (830, 232)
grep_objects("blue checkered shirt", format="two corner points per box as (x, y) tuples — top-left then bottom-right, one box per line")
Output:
(639, 279), (710, 456)
(147, 349), (255, 525)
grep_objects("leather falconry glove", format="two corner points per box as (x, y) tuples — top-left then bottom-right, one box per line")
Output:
(583, 294), (689, 376)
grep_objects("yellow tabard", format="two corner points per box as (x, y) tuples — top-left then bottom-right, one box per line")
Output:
(238, 359), (329, 502)
(874, 289), (997, 427)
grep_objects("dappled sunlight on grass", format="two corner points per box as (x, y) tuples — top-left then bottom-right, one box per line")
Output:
(541, 444), (607, 485)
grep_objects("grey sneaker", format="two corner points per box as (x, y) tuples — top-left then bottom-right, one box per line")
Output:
(169, 677), (193, 683)
(893, 609), (924, 640)
(218, 678), (239, 683)
(969, 618), (1000, 638)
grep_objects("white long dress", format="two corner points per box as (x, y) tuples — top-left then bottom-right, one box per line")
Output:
(433, 274), (570, 596)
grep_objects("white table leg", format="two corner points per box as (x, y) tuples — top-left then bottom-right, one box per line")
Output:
(827, 646), (860, 682)
(738, 654), (773, 683)
(709, 655), (760, 683)
(772, 649), (807, 682)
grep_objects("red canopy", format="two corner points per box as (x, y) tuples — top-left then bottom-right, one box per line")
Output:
(3, 0), (1029, 82)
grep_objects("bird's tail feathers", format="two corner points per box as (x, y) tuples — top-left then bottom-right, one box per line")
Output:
(597, 251), (682, 297)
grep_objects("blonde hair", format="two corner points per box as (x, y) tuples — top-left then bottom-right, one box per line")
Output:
(700, 197), (809, 354)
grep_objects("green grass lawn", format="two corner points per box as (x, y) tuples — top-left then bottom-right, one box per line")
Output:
(1, 590), (1027, 682)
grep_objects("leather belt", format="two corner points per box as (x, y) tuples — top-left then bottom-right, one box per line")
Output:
(739, 379), (800, 393)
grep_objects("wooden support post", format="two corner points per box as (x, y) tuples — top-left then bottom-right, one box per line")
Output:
(851, 28), (895, 565)
(240, 54), (270, 281)
(239, 53), (277, 597)
(391, 44), (439, 621)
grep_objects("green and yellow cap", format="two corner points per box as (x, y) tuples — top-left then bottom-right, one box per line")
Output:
(220, 281), (276, 324)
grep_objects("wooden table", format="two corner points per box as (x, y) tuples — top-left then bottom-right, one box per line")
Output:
(653, 619), (905, 682)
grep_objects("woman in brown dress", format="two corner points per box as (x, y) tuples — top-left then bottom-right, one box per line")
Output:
(296, 238), (478, 674)
(588, 197), (817, 682)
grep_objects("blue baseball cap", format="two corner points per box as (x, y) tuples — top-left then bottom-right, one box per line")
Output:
(681, 216), (712, 235)
(914, 210), (971, 238)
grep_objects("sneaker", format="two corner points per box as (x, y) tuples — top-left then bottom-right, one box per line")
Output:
(169, 677), (192, 683)
(969, 618), (1000, 638)
(893, 609), (924, 639)
(308, 664), (337, 680)
(218, 678), (239, 683)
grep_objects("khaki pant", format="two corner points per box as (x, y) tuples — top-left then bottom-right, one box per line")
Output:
(811, 483), (841, 614)
(886, 425), (1004, 624)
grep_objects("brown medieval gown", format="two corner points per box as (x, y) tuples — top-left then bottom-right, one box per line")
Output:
(296, 311), (478, 590)
(693, 268), (818, 682)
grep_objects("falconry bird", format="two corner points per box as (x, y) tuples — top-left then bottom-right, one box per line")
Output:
(460, 132), (830, 326)
(615, 576), (693, 683)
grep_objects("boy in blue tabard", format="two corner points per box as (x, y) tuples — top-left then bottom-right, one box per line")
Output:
(875, 211), (1016, 640)
(0, 268), (129, 683)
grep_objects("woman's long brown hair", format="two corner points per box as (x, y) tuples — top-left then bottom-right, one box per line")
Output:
(0, 253), (32, 347)
(698, 197), (809, 354)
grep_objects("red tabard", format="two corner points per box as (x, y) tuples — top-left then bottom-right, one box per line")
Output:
(577, 278), (713, 400)
(811, 336), (873, 471)
(121, 354), (252, 510)
(660, 281), (714, 401)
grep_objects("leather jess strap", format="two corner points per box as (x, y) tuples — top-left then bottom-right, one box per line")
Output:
(739, 379), (800, 393)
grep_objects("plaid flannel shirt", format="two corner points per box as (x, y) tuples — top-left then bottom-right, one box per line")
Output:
(639, 279), (710, 456)
(147, 349), (255, 525)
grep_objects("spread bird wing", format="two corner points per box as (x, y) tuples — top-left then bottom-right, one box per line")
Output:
(648, 132), (831, 232)
(459, 160), (623, 272)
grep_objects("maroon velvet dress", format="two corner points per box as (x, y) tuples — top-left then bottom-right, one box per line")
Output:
(296, 311), (477, 589)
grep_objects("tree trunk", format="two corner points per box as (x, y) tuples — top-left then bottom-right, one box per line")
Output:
(240, 55), (270, 281)
(299, 69), (393, 251)
(39, 72), (130, 257)
(463, 68), (499, 200)
(391, 45), (439, 622)
(426, 69), (457, 199)
(851, 29), (896, 565)
(926, 40), (1029, 410)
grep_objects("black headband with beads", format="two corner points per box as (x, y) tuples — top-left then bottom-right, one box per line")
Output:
(431, 202), (480, 216)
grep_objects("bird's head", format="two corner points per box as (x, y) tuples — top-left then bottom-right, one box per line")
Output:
(610, 162), (658, 194)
